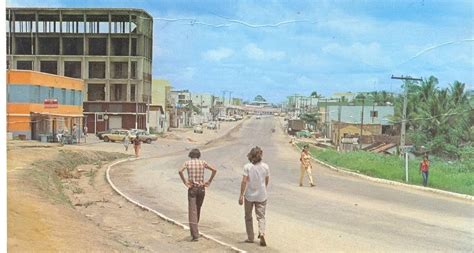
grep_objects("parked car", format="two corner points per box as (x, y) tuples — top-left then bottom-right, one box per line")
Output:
(130, 129), (158, 144)
(256, 115), (261, 119)
(207, 121), (217, 129)
(96, 128), (125, 140)
(234, 115), (243, 120)
(102, 130), (135, 142)
(193, 124), (203, 133)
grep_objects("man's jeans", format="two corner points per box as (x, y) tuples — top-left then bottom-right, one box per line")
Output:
(422, 171), (429, 187)
(244, 198), (267, 241)
(188, 186), (205, 239)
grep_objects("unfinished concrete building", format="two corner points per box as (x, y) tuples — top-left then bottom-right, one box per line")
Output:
(6, 8), (153, 132)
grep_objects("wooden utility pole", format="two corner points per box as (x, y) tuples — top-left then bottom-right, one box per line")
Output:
(337, 98), (342, 151)
(359, 95), (365, 149)
(391, 75), (423, 155)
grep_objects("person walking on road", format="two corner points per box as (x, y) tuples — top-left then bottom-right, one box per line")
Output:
(123, 131), (130, 151)
(178, 149), (217, 241)
(419, 154), (430, 187)
(300, 144), (315, 187)
(132, 134), (142, 157)
(239, 146), (270, 247)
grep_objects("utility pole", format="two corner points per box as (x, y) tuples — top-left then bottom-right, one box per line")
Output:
(359, 95), (365, 150)
(391, 75), (423, 155)
(392, 75), (423, 183)
(337, 98), (342, 151)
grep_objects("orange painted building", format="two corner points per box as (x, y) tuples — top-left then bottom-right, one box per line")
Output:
(7, 70), (84, 140)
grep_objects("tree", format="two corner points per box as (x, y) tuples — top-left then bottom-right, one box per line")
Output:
(394, 76), (472, 159)
(310, 91), (322, 98)
(300, 112), (320, 131)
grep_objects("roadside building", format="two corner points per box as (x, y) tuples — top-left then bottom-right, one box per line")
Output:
(6, 8), (153, 133)
(190, 93), (214, 124)
(7, 70), (84, 140)
(286, 95), (319, 117)
(169, 90), (192, 128)
(327, 105), (395, 146)
(150, 79), (172, 132)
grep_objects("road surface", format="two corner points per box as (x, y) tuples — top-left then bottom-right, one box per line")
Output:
(110, 116), (474, 252)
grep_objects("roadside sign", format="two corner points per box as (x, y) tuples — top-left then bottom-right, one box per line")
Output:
(44, 98), (58, 108)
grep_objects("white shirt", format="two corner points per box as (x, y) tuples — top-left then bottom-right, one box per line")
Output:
(243, 162), (270, 202)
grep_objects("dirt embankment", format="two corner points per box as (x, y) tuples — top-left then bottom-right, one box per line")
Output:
(7, 142), (232, 252)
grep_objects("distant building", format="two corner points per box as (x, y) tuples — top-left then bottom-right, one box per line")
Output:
(150, 80), (172, 132)
(325, 105), (395, 145)
(6, 8), (153, 132)
(7, 70), (84, 140)
(286, 95), (319, 116)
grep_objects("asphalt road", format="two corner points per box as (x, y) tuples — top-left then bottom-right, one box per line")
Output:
(110, 116), (474, 252)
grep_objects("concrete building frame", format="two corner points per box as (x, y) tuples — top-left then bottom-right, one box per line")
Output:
(6, 8), (153, 133)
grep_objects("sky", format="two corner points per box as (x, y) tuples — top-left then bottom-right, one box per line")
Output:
(6, 0), (474, 103)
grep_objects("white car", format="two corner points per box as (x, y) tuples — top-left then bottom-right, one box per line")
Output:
(193, 125), (203, 133)
(207, 121), (217, 129)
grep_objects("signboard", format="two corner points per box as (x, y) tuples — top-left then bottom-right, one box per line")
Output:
(44, 98), (58, 108)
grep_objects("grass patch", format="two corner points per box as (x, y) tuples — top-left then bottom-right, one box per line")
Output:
(296, 142), (474, 195)
(29, 150), (128, 206)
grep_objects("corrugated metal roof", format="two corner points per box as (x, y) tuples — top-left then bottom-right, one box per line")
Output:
(327, 105), (394, 125)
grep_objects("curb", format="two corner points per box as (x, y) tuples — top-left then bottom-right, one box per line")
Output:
(106, 158), (247, 253)
(292, 142), (474, 202)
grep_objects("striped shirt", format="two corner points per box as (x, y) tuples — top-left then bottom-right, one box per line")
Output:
(184, 159), (209, 186)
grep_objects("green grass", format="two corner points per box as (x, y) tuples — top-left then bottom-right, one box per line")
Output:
(296, 142), (474, 195)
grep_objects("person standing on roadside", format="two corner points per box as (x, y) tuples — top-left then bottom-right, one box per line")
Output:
(239, 146), (270, 247)
(83, 125), (88, 143)
(299, 144), (315, 187)
(419, 154), (430, 187)
(123, 131), (130, 151)
(133, 134), (142, 157)
(178, 149), (217, 241)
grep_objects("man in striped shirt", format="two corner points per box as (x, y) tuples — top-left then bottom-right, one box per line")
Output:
(178, 148), (217, 241)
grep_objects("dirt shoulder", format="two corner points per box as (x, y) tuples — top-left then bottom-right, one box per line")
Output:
(7, 141), (231, 252)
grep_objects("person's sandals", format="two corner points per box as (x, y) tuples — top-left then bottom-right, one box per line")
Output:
(244, 239), (254, 243)
(191, 237), (199, 242)
(258, 234), (267, 247)
(310, 183), (315, 187)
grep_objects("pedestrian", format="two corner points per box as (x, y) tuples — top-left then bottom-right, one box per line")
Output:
(419, 154), (430, 187)
(123, 131), (130, 151)
(178, 149), (217, 241)
(239, 146), (270, 247)
(72, 124), (78, 143)
(83, 125), (88, 143)
(133, 134), (142, 157)
(299, 144), (315, 187)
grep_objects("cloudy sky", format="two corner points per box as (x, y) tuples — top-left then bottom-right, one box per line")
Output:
(7, 0), (474, 102)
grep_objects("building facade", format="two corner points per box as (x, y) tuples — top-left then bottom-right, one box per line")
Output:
(6, 8), (153, 133)
(149, 79), (172, 132)
(7, 70), (84, 140)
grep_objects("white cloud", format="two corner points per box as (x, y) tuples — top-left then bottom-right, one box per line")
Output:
(202, 47), (234, 61)
(244, 43), (286, 61)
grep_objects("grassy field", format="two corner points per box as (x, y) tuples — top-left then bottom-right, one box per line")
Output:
(296, 142), (474, 196)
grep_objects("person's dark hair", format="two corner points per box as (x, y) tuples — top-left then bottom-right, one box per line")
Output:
(247, 146), (263, 164)
(188, 148), (201, 159)
(303, 144), (309, 149)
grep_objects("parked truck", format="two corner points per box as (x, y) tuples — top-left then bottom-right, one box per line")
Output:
(287, 119), (305, 135)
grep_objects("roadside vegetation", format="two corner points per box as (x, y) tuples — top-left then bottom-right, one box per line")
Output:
(393, 76), (473, 159)
(296, 142), (474, 195)
(30, 149), (128, 205)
